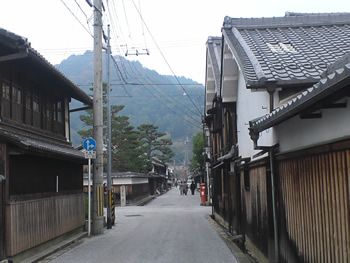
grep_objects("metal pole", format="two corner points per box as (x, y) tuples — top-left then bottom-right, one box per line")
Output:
(106, 24), (112, 229)
(92, 0), (104, 235)
(88, 158), (91, 237)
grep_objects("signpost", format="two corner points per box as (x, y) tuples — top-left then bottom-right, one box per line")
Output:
(83, 138), (96, 237)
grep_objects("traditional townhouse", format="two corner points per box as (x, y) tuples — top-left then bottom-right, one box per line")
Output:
(0, 28), (92, 261)
(205, 13), (350, 263)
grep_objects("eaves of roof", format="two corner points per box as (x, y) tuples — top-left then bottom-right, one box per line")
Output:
(0, 27), (92, 106)
(0, 127), (85, 160)
(206, 36), (222, 89)
(110, 172), (150, 178)
(249, 54), (350, 133)
(222, 13), (350, 88)
(27, 48), (93, 105)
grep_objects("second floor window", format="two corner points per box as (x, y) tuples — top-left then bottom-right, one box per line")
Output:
(2, 82), (10, 100)
(33, 95), (40, 113)
(57, 101), (63, 123)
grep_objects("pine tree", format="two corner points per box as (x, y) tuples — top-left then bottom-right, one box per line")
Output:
(78, 105), (146, 172)
(137, 124), (175, 166)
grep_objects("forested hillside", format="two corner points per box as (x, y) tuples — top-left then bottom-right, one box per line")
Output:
(57, 51), (204, 163)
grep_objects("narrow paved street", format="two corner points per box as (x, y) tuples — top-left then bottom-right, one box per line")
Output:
(49, 188), (237, 263)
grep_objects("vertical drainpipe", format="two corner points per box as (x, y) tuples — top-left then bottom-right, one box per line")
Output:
(266, 81), (277, 113)
(269, 147), (279, 263)
(266, 81), (279, 262)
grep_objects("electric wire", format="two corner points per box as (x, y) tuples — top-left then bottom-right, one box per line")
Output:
(131, 0), (203, 118)
(74, 0), (93, 36)
(121, 0), (134, 48)
(111, 54), (202, 119)
(97, 1), (203, 128)
(138, 0), (148, 51)
(60, 0), (93, 38)
(111, 54), (201, 126)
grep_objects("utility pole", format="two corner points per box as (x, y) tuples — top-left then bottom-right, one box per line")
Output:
(92, 0), (104, 235)
(106, 24), (112, 229)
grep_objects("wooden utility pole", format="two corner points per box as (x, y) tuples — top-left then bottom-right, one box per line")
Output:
(92, 0), (104, 235)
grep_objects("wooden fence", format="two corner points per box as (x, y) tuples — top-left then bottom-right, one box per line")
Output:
(5, 193), (85, 256)
(279, 150), (350, 262)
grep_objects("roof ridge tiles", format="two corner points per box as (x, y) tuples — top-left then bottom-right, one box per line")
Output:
(223, 13), (350, 29)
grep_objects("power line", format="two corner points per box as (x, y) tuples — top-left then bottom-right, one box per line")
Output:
(111, 55), (202, 119)
(131, 0), (203, 118)
(110, 55), (201, 128)
(74, 0), (93, 36)
(60, 0), (93, 38)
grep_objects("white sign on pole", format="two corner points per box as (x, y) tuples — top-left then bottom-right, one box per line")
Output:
(84, 151), (96, 159)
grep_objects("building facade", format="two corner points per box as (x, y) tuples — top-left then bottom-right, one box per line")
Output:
(205, 13), (350, 263)
(0, 28), (92, 261)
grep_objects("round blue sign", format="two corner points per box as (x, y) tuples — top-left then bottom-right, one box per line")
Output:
(83, 138), (96, 151)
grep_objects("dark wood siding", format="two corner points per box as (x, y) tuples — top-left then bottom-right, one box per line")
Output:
(9, 154), (83, 196)
(0, 63), (66, 138)
(240, 166), (270, 259)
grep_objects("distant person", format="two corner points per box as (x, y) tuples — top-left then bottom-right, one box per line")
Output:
(182, 184), (188, 195)
(190, 181), (196, 195)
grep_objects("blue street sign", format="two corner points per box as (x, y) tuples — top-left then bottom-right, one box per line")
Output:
(83, 138), (96, 151)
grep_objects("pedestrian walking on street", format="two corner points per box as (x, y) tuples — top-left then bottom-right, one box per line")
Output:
(190, 181), (196, 195)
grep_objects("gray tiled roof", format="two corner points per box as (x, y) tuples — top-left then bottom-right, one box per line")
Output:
(0, 128), (85, 159)
(83, 172), (165, 179)
(206, 36), (222, 89)
(223, 13), (350, 88)
(249, 52), (350, 133)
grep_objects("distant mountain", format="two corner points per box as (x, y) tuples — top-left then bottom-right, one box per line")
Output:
(57, 51), (204, 163)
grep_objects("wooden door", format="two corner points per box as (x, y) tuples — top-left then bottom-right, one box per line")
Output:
(0, 179), (4, 260)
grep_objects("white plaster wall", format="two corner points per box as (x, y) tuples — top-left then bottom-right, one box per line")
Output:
(83, 177), (148, 186)
(112, 178), (148, 185)
(275, 97), (350, 152)
(236, 71), (276, 159)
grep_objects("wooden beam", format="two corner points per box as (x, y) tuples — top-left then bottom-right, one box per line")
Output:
(323, 102), (347, 109)
(300, 112), (322, 119)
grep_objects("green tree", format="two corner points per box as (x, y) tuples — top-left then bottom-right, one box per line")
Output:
(190, 131), (204, 172)
(78, 109), (93, 139)
(137, 124), (175, 167)
(110, 107), (146, 172)
(78, 105), (146, 172)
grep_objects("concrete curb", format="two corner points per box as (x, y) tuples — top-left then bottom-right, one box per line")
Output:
(20, 232), (87, 263)
(206, 215), (256, 263)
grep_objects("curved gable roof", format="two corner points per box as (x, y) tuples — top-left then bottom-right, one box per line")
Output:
(223, 13), (350, 88)
(206, 36), (222, 89)
(249, 52), (350, 133)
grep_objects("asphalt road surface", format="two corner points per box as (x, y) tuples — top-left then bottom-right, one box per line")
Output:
(48, 188), (237, 263)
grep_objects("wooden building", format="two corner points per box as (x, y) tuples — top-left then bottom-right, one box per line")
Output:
(84, 172), (152, 206)
(0, 28), (92, 261)
(83, 160), (169, 206)
(205, 13), (350, 263)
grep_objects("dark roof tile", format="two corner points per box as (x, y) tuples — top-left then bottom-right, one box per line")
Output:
(223, 13), (350, 87)
(0, 128), (84, 160)
(249, 52), (350, 132)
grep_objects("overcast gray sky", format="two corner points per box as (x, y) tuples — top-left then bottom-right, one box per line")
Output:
(0, 0), (349, 84)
